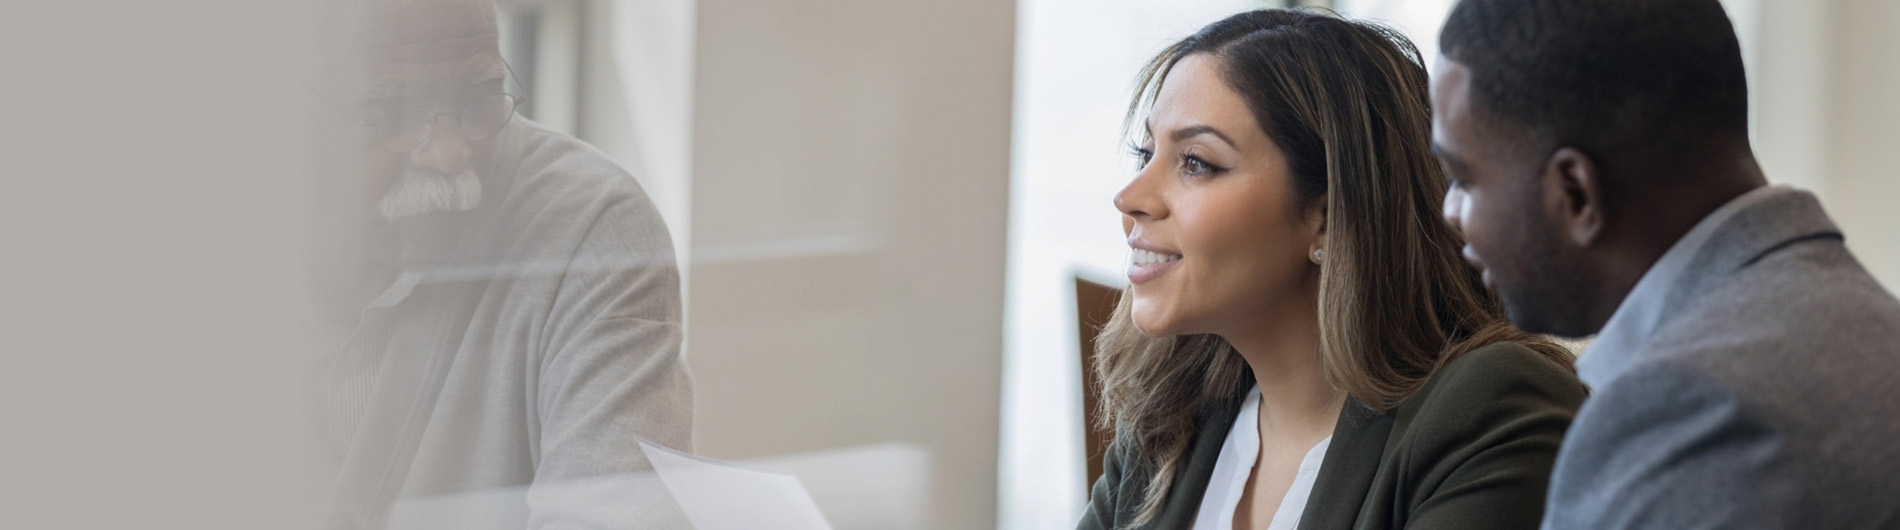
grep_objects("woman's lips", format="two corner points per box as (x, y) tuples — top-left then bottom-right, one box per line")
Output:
(1127, 248), (1183, 285)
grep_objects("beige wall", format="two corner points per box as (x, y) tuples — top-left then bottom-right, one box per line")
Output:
(6, 1), (311, 528)
(1750, 0), (1900, 290)
(1819, 0), (1900, 291)
(686, 1), (1017, 528)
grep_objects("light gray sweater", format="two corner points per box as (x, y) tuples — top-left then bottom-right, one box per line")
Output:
(309, 117), (693, 530)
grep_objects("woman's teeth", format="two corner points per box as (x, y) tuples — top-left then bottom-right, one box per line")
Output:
(1132, 249), (1182, 267)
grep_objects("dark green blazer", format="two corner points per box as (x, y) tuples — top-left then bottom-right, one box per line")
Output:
(1078, 341), (1587, 530)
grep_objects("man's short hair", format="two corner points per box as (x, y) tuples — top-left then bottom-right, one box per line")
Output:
(1439, 0), (1749, 174)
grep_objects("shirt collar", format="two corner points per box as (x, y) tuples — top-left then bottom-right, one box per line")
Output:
(1577, 185), (1788, 386)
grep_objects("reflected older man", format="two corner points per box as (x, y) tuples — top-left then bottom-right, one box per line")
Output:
(305, 1), (691, 528)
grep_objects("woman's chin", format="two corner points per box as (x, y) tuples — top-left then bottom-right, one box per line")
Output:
(1129, 307), (1179, 338)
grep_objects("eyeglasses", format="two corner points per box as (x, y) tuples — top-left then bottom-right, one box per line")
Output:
(361, 93), (521, 153)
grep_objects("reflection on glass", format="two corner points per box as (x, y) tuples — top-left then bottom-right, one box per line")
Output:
(304, 1), (691, 528)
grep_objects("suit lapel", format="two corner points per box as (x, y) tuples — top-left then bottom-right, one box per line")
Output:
(1295, 398), (1394, 530)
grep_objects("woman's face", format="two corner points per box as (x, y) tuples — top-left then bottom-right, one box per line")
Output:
(1116, 54), (1324, 338)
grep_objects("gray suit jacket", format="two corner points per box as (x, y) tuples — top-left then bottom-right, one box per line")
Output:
(1543, 189), (1900, 529)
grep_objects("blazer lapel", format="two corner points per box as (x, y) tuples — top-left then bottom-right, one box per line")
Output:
(1149, 391), (1247, 529)
(1296, 398), (1394, 530)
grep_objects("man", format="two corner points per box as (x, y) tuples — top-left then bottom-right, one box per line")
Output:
(305, 1), (691, 528)
(1431, 0), (1900, 528)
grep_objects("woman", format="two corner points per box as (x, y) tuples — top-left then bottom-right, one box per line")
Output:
(1078, 9), (1586, 530)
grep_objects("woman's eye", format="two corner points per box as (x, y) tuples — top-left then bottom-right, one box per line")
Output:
(1181, 154), (1213, 176)
(1129, 144), (1154, 168)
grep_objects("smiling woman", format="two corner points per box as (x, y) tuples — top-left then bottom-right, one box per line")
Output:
(1079, 9), (1585, 530)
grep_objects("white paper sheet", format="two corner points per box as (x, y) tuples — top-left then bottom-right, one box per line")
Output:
(638, 439), (834, 530)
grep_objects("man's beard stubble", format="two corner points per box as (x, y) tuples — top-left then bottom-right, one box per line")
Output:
(1495, 209), (1601, 339)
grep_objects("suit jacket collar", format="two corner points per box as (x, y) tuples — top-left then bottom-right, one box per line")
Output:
(1580, 186), (1840, 386)
(1657, 187), (1841, 318)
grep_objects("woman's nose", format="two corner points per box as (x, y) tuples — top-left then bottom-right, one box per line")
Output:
(1115, 168), (1168, 220)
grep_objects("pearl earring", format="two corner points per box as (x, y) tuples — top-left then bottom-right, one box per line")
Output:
(1311, 247), (1325, 264)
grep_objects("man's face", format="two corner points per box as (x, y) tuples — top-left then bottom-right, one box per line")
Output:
(1431, 56), (1597, 337)
(356, 49), (506, 219)
(346, 2), (508, 222)
(304, 1), (508, 320)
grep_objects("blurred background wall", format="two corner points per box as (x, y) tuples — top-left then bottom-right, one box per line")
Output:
(4, 1), (311, 529)
(685, 2), (1015, 529)
(1746, 0), (1900, 291)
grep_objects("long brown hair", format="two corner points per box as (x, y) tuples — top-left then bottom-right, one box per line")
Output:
(1094, 9), (1574, 525)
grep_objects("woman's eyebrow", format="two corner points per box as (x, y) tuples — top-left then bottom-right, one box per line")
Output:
(1168, 124), (1236, 148)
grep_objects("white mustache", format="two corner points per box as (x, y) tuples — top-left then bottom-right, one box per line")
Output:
(378, 168), (482, 222)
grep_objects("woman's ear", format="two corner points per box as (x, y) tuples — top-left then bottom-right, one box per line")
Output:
(1305, 194), (1328, 237)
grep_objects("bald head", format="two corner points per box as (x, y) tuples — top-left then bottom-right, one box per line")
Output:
(313, 0), (500, 67)
(361, 0), (499, 62)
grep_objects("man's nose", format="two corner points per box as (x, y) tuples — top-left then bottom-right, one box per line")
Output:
(1442, 186), (1467, 233)
(408, 122), (473, 175)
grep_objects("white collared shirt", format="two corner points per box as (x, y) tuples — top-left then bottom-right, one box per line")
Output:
(1193, 385), (1331, 530)
(1579, 185), (1788, 387)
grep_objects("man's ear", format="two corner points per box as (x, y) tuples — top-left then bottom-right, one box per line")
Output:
(1544, 147), (1604, 246)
